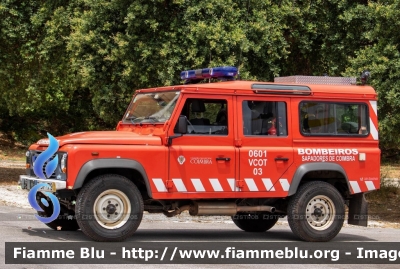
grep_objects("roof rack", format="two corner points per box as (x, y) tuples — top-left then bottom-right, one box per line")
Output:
(274, 75), (356, 85)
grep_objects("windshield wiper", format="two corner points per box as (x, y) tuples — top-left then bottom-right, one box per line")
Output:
(142, 116), (158, 123)
(124, 116), (138, 124)
(126, 116), (159, 124)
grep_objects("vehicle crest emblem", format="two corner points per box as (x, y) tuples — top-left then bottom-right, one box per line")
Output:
(178, 156), (185, 165)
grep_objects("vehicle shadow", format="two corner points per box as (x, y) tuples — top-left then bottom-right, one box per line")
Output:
(20, 225), (377, 243)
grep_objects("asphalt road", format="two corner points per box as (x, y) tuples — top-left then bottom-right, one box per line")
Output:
(1, 205), (399, 269)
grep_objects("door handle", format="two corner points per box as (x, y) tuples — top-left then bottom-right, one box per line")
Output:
(216, 157), (231, 161)
(275, 157), (289, 162)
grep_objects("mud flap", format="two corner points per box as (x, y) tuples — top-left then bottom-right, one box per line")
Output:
(348, 193), (368, 227)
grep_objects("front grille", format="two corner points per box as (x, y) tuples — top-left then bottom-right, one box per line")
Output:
(31, 151), (57, 179)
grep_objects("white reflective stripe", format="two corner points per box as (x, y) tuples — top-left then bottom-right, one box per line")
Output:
(369, 118), (379, 140)
(365, 181), (376, 191)
(152, 178), (168, 192)
(191, 178), (205, 192)
(227, 178), (238, 191)
(262, 178), (275, 191)
(209, 178), (223, 192)
(172, 178), (187, 192)
(279, 178), (290, 191)
(369, 100), (377, 116)
(349, 181), (361, 193)
(244, 178), (259, 191)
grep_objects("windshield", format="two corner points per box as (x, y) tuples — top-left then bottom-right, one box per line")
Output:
(122, 91), (180, 124)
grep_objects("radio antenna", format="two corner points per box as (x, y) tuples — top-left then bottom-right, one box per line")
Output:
(237, 0), (251, 80)
(209, 51), (212, 82)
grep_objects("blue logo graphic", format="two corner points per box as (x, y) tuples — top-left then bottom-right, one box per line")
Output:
(33, 133), (59, 179)
(28, 133), (61, 224)
(28, 183), (60, 223)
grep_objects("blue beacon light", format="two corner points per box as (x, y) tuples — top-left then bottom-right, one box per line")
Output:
(180, 66), (238, 82)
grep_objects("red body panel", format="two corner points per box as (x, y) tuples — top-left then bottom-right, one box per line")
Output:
(29, 80), (380, 199)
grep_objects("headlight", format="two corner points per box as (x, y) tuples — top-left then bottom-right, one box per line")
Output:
(25, 151), (31, 169)
(60, 153), (67, 173)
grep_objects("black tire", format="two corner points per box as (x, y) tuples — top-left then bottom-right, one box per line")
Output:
(37, 193), (79, 231)
(288, 181), (345, 242)
(75, 174), (144, 242)
(231, 213), (279, 232)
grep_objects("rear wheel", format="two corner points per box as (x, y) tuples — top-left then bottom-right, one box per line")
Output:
(232, 212), (279, 232)
(288, 181), (345, 242)
(76, 174), (143, 241)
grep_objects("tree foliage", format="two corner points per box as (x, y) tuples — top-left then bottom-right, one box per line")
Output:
(0, 0), (399, 153)
(344, 1), (400, 153)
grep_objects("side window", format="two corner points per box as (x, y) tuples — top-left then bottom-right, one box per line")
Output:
(177, 98), (228, 135)
(242, 101), (288, 136)
(300, 102), (369, 136)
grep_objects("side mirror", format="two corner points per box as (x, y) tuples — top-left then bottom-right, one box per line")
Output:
(175, 115), (188, 134)
(169, 115), (188, 145)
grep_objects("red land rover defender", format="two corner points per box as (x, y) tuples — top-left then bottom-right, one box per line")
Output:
(20, 67), (380, 242)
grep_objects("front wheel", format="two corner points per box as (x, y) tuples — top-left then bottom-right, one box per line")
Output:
(75, 174), (143, 241)
(288, 181), (345, 242)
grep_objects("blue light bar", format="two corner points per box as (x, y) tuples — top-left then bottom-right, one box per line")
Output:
(180, 66), (238, 81)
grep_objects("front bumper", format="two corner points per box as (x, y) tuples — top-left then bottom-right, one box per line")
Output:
(19, 175), (66, 191)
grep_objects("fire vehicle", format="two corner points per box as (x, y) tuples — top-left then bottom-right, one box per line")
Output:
(20, 67), (380, 242)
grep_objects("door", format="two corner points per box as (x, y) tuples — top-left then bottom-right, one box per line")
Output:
(168, 95), (236, 198)
(236, 96), (293, 197)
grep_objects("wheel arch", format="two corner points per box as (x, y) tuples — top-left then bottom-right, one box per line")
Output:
(72, 158), (152, 199)
(288, 163), (351, 197)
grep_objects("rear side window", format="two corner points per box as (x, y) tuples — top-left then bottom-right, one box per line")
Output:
(300, 102), (369, 136)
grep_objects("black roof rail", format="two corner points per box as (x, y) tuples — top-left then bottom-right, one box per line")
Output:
(251, 84), (311, 95)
